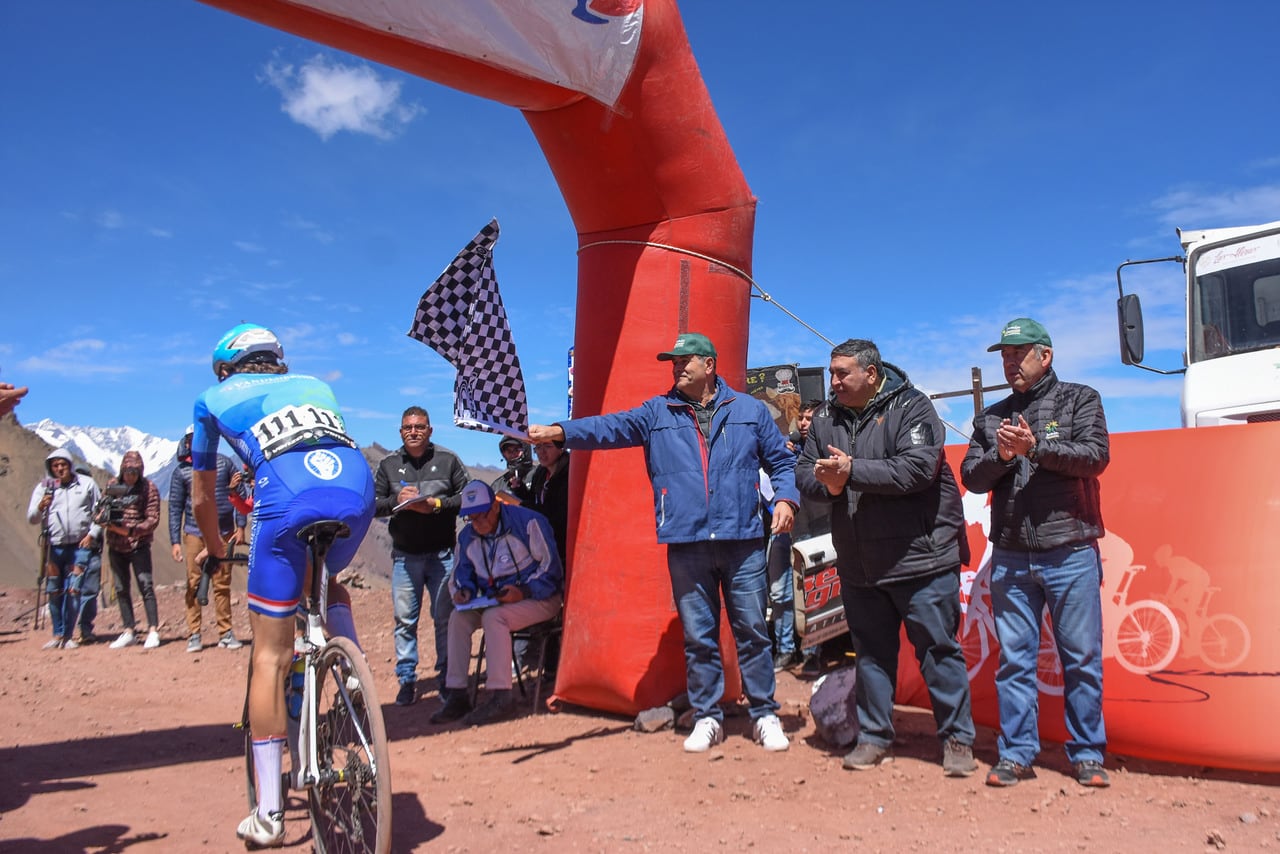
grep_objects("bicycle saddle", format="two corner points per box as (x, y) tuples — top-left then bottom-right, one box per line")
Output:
(296, 520), (352, 545)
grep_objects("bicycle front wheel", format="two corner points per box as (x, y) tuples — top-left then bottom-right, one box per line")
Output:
(309, 636), (392, 854)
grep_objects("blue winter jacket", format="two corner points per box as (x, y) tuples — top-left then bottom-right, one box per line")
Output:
(559, 377), (799, 544)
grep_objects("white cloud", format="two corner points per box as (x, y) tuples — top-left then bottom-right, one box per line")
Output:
(17, 339), (131, 377)
(283, 214), (335, 244)
(262, 54), (422, 141)
(235, 240), (266, 253)
(337, 333), (359, 346)
(1152, 183), (1280, 229)
(321, 370), (342, 383)
(149, 227), (172, 239)
(96, 209), (125, 229)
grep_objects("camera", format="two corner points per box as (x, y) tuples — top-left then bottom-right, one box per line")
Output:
(95, 483), (138, 526)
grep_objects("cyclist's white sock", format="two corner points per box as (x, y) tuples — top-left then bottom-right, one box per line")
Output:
(252, 736), (286, 819)
(326, 602), (361, 651)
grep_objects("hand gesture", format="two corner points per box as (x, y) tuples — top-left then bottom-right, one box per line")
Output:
(813, 444), (852, 495)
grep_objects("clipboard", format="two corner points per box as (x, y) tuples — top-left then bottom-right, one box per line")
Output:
(455, 594), (500, 611)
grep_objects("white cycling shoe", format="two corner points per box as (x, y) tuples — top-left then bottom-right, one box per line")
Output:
(236, 809), (285, 848)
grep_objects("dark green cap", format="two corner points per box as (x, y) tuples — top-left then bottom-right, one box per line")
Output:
(988, 317), (1052, 352)
(657, 332), (717, 361)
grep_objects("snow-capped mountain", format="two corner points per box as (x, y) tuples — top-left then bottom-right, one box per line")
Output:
(29, 419), (179, 495)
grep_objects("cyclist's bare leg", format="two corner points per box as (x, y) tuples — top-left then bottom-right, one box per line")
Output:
(248, 610), (295, 820)
(325, 577), (361, 650)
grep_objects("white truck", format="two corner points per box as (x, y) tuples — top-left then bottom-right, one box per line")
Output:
(1116, 220), (1280, 426)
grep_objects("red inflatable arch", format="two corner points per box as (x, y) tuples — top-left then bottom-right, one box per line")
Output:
(202, 0), (754, 713)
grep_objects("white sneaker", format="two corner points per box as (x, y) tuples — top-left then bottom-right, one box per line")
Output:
(753, 713), (790, 752)
(143, 629), (161, 649)
(236, 809), (285, 848)
(683, 717), (725, 753)
(109, 630), (136, 649)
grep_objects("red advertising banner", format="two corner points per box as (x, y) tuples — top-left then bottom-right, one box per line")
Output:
(890, 423), (1280, 772)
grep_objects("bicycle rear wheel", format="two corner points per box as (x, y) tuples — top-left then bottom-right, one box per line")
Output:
(308, 636), (392, 854)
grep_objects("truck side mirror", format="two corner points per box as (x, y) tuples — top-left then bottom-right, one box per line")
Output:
(1118, 293), (1145, 365)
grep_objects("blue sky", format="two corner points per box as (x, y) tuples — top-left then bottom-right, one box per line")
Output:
(4, 1), (1279, 465)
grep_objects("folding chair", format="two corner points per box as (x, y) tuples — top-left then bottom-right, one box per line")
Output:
(469, 614), (563, 713)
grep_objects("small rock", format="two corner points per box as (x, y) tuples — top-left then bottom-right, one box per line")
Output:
(634, 706), (674, 733)
(1206, 830), (1227, 850)
(809, 665), (859, 748)
(1242, 813), (1259, 824)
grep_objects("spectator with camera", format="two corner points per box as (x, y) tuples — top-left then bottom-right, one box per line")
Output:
(103, 450), (162, 650)
(490, 435), (535, 496)
(27, 448), (102, 650)
(508, 442), (571, 567)
(170, 425), (246, 653)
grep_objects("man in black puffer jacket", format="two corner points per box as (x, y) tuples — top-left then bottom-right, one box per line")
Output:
(797, 338), (976, 778)
(961, 317), (1111, 790)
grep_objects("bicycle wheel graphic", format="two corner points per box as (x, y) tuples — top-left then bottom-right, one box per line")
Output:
(1114, 600), (1179, 674)
(1197, 613), (1249, 670)
(1035, 611), (1064, 696)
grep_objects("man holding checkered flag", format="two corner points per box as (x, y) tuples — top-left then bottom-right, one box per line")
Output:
(408, 219), (529, 436)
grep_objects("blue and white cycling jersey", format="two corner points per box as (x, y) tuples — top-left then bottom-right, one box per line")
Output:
(193, 372), (374, 618)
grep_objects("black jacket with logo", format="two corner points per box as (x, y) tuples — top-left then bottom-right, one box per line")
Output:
(960, 369), (1108, 552)
(373, 444), (469, 554)
(796, 363), (966, 588)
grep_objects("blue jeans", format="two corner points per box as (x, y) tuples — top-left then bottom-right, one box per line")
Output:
(392, 548), (453, 686)
(841, 569), (975, 748)
(45, 545), (98, 639)
(991, 542), (1106, 766)
(78, 551), (101, 635)
(667, 538), (778, 723)
(766, 532), (795, 655)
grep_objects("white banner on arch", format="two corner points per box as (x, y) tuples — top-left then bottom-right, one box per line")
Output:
(293, 0), (644, 107)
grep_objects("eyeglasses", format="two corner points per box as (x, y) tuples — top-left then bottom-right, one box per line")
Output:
(400, 424), (429, 433)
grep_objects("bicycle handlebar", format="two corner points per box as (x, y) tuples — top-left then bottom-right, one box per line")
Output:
(197, 552), (248, 606)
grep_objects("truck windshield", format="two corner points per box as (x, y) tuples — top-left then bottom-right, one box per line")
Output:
(1189, 231), (1280, 363)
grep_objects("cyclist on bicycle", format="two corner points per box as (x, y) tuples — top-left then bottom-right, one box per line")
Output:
(191, 323), (374, 848)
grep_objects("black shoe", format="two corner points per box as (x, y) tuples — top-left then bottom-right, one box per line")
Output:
(1074, 760), (1111, 788)
(395, 681), (416, 707)
(986, 758), (1034, 787)
(800, 653), (822, 677)
(463, 689), (516, 726)
(430, 691), (472, 724)
(773, 650), (798, 672)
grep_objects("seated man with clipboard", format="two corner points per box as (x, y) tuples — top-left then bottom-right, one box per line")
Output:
(430, 480), (564, 726)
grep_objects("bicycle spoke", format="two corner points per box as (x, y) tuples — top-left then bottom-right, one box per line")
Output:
(308, 637), (391, 854)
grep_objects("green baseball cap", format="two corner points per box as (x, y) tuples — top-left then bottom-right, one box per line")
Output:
(656, 332), (717, 361)
(987, 317), (1053, 352)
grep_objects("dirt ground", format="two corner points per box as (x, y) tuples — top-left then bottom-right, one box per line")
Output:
(1, 582), (1277, 854)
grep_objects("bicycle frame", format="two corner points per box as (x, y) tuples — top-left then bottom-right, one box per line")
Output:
(292, 545), (380, 793)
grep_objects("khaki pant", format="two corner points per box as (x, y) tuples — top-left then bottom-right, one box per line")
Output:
(183, 532), (232, 636)
(444, 594), (561, 691)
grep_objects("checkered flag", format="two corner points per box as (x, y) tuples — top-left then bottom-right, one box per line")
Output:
(407, 219), (528, 435)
